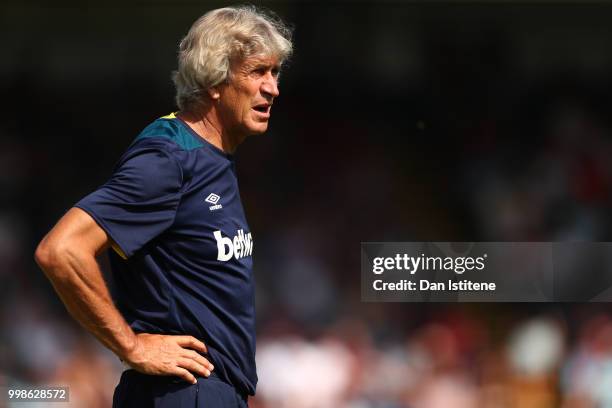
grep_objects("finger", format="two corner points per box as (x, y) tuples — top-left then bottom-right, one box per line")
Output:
(173, 367), (198, 385)
(175, 336), (207, 353)
(178, 358), (211, 378)
(183, 349), (214, 371)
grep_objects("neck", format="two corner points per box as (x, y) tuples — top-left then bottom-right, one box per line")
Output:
(177, 108), (244, 154)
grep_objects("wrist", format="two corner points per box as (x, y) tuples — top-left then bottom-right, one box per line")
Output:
(117, 331), (139, 363)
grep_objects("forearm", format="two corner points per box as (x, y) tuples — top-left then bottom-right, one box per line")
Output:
(39, 248), (214, 383)
(38, 248), (136, 360)
(35, 208), (213, 383)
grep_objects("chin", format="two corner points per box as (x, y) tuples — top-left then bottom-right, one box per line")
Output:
(247, 124), (269, 135)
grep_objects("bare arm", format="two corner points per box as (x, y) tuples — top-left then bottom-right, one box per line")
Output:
(35, 207), (214, 384)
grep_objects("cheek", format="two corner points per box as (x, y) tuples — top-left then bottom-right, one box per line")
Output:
(242, 98), (254, 116)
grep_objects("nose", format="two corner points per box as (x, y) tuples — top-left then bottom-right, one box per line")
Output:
(261, 72), (279, 99)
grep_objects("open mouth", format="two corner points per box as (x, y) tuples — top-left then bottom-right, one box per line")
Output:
(252, 104), (270, 113)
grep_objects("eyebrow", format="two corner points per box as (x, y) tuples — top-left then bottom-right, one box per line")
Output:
(252, 62), (281, 70)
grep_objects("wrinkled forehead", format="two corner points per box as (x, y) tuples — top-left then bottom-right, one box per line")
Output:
(231, 54), (282, 72)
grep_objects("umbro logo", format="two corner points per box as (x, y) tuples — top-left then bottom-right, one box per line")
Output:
(205, 193), (223, 211)
(205, 193), (220, 204)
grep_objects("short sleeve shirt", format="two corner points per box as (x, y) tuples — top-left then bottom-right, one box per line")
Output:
(75, 113), (257, 395)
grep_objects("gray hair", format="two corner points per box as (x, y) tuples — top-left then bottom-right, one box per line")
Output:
(172, 6), (293, 111)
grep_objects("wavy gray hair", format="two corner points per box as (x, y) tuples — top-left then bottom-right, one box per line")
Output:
(172, 6), (293, 111)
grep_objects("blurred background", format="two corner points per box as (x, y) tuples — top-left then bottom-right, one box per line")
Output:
(2, 1), (612, 407)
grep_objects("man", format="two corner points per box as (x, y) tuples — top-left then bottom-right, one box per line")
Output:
(35, 6), (292, 407)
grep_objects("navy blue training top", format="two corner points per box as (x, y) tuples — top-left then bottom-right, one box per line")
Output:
(75, 113), (257, 396)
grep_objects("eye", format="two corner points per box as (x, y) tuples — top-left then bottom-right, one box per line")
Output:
(251, 67), (266, 76)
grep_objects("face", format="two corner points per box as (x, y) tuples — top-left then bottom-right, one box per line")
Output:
(215, 55), (281, 138)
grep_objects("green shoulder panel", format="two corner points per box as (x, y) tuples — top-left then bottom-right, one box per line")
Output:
(135, 113), (204, 151)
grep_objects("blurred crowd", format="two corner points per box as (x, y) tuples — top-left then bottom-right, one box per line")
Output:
(2, 2), (612, 407)
(254, 309), (612, 408)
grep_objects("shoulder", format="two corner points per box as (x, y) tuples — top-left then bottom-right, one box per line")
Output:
(115, 113), (203, 175)
(133, 113), (205, 153)
(110, 115), (195, 186)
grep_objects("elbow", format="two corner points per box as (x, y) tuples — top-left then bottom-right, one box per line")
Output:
(35, 237), (52, 270)
(35, 237), (70, 280)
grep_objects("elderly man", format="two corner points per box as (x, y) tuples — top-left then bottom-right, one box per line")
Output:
(35, 6), (292, 407)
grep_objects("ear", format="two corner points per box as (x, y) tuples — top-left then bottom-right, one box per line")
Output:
(207, 87), (220, 101)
